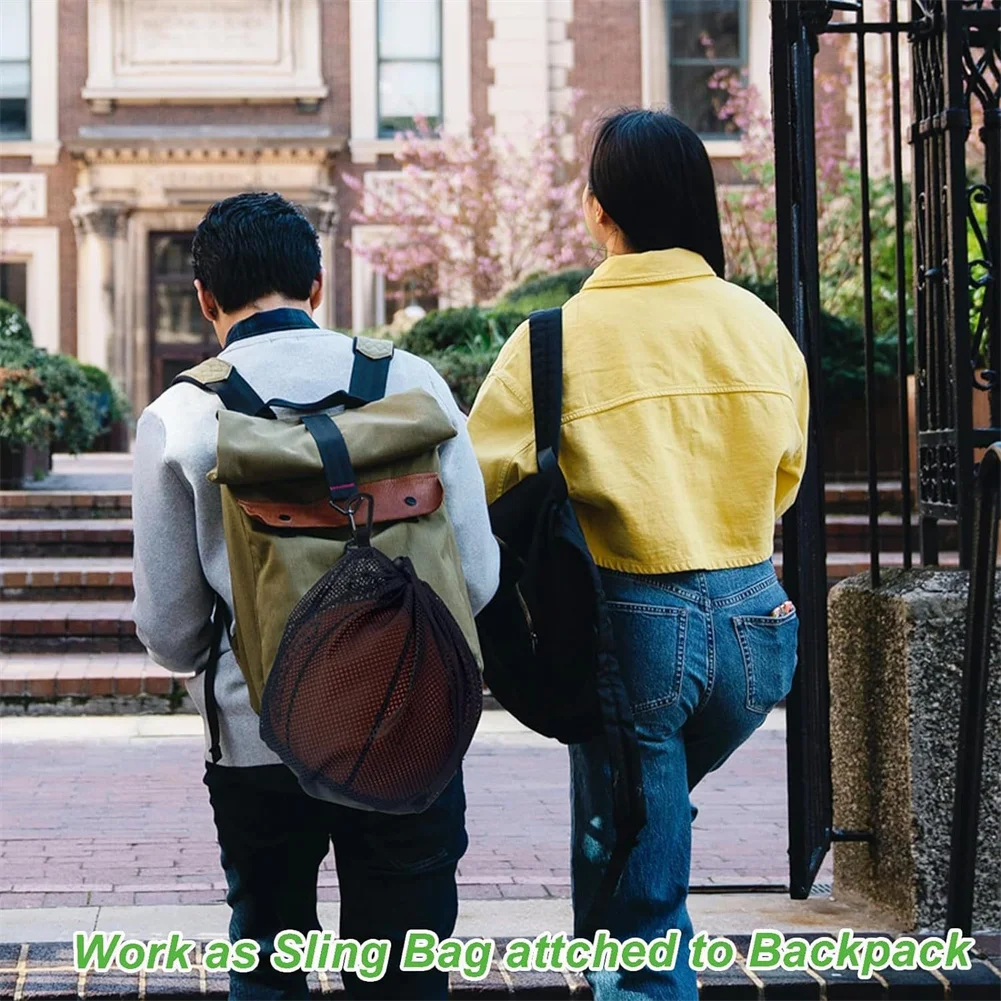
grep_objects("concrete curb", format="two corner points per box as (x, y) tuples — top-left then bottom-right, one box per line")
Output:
(1, 937), (999, 1000)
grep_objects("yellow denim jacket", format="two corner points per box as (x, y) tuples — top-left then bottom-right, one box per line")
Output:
(467, 248), (809, 575)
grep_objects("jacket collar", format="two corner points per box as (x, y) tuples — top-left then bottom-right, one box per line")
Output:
(225, 307), (318, 347)
(581, 248), (717, 291)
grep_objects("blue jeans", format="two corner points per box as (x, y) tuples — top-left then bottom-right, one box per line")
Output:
(571, 560), (798, 1001)
(204, 764), (467, 1000)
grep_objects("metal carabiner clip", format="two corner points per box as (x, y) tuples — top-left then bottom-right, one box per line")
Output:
(332, 492), (374, 547)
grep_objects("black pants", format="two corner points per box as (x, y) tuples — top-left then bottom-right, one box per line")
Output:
(204, 764), (467, 1000)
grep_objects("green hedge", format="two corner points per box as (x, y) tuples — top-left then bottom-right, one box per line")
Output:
(0, 299), (33, 346)
(398, 307), (527, 357)
(79, 363), (130, 429)
(501, 269), (592, 313)
(0, 341), (102, 453)
(398, 307), (529, 409)
(423, 349), (500, 411)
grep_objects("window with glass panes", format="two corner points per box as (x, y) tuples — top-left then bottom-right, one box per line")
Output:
(667, 0), (746, 139)
(377, 0), (442, 137)
(0, 0), (30, 139)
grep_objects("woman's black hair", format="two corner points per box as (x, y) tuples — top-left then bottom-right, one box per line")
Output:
(587, 109), (726, 277)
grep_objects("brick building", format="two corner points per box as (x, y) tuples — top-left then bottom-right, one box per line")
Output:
(1, 0), (774, 414)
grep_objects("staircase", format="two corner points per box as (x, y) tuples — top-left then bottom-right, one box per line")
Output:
(0, 486), (191, 711)
(0, 465), (958, 713)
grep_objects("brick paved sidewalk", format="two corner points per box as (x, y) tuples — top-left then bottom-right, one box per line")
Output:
(0, 712), (829, 911)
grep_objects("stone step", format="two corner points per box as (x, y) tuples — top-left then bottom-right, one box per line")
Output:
(0, 489), (131, 519)
(824, 479), (908, 514)
(774, 514), (957, 553)
(0, 514), (940, 560)
(0, 652), (190, 703)
(0, 601), (143, 654)
(773, 548), (960, 585)
(0, 558), (134, 600)
(0, 519), (133, 557)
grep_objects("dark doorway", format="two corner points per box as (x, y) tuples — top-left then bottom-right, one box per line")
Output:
(0, 261), (28, 316)
(149, 233), (218, 398)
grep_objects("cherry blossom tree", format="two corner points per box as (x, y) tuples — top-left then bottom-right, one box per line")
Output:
(342, 115), (594, 307)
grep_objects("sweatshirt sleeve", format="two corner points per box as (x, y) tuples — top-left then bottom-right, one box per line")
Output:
(775, 353), (810, 519)
(423, 369), (500, 617)
(466, 321), (538, 505)
(131, 409), (216, 672)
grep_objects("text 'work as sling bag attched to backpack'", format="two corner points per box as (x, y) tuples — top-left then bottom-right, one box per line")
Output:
(475, 308), (647, 938)
(174, 337), (482, 814)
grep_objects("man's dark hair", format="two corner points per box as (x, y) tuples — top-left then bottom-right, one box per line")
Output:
(588, 109), (726, 277)
(191, 192), (321, 313)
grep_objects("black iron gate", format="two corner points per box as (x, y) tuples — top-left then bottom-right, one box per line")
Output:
(771, 0), (1000, 898)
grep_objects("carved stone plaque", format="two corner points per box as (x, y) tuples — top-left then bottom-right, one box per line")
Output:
(0, 174), (47, 220)
(83, 0), (327, 105)
(125, 0), (282, 66)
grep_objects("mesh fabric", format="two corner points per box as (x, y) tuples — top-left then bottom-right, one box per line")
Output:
(259, 545), (482, 813)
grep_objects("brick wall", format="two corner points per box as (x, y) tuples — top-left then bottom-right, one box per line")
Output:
(0, 151), (79, 356)
(569, 0), (643, 129)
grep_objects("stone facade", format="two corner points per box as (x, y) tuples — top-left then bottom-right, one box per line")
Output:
(1, 0), (780, 415)
(828, 569), (1001, 930)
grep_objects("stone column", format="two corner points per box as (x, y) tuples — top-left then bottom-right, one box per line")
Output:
(71, 197), (127, 378)
(828, 568), (1001, 930)
(304, 186), (339, 330)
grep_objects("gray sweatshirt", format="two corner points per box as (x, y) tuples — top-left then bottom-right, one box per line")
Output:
(131, 320), (500, 767)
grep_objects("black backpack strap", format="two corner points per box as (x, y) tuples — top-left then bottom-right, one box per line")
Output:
(173, 359), (275, 419)
(204, 597), (232, 764)
(578, 593), (647, 938)
(174, 360), (374, 416)
(349, 336), (394, 402)
(528, 309), (563, 472)
(302, 414), (358, 503)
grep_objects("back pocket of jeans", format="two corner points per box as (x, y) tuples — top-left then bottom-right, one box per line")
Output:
(606, 602), (687, 715)
(732, 610), (799, 714)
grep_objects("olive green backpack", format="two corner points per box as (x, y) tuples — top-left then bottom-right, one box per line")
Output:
(175, 338), (483, 812)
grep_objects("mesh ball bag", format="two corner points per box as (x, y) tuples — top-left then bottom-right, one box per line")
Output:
(259, 544), (482, 813)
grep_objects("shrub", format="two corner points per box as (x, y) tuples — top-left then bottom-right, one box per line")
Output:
(0, 342), (102, 453)
(502, 268), (592, 313)
(487, 308), (529, 342)
(424, 348), (502, 412)
(0, 299), (33, 346)
(398, 306), (528, 358)
(398, 308), (490, 357)
(79, 363), (130, 429)
(397, 306), (532, 409)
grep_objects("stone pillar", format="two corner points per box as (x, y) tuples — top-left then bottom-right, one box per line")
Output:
(828, 569), (1001, 930)
(304, 186), (339, 331)
(71, 196), (127, 377)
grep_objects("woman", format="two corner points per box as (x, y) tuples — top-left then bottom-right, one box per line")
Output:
(467, 109), (808, 1000)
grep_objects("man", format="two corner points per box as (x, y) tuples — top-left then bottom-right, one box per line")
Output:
(132, 192), (499, 1000)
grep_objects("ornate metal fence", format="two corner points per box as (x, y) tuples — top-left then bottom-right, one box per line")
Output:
(771, 0), (1000, 897)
